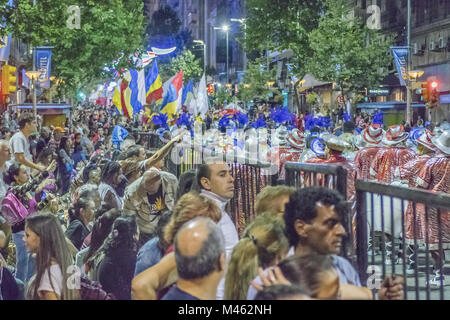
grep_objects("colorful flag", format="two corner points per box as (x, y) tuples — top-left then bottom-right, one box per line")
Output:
(126, 69), (143, 115)
(138, 69), (146, 107)
(160, 70), (183, 115)
(182, 79), (194, 105)
(112, 79), (124, 115)
(145, 60), (163, 104)
(196, 74), (209, 117)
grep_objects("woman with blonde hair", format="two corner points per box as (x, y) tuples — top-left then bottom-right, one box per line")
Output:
(163, 191), (222, 254)
(24, 213), (79, 300)
(224, 212), (289, 300)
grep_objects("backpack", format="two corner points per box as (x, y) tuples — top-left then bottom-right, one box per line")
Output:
(79, 275), (116, 300)
(1, 191), (36, 226)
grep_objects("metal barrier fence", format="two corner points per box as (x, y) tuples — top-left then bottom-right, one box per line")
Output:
(284, 162), (348, 198)
(355, 180), (450, 300)
(165, 141), (278, 235)
(284, 162), (354, 262)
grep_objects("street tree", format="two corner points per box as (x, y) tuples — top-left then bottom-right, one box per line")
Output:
(158, 49), (203, 83)
(244, 0), (325, 109)
(307, 0), (393, 96)
(237, 58), (281, 106)
(4, 0), (145, 98)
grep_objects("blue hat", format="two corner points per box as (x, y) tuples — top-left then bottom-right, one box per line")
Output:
(409, 127), (426, 146)
(310, 138), (326, 156)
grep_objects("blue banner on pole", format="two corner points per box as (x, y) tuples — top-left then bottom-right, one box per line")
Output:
(34, 47), (52, 89)
(0, 34), (11, 62)
(391, 47), (409, 87)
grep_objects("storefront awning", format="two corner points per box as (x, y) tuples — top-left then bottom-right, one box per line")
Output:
(10, 103), (71, 109)
(357, 101), (425, 109)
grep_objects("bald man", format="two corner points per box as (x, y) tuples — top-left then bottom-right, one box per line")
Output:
(161, 217), (226, 300)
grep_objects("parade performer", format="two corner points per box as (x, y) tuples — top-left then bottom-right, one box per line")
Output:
(414, 130), (450, 286)
(398, 130), (437, 274)
(368, 125), (416, 264)
(354, 124), (384, 180)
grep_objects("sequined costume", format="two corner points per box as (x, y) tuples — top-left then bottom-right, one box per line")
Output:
(414, 155), (450, 250)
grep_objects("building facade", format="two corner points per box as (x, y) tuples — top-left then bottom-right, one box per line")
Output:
(352, 0), (450, 123)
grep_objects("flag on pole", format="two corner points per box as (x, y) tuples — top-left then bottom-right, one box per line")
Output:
(182, 79), (194, 105)
(160, 70), (183, 115)
(138, 69), (146, 107)
(112, 79), (124, 115)
(125, 69), (143, 116)
(145, 60), (163, 104)
(196, 73), (209, 117)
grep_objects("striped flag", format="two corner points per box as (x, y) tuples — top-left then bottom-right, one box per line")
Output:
(145, 59), (163, 104)
(160, 69), (183, 116)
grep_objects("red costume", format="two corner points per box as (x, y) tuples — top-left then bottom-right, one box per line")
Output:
(370, 147), (416, 183)
(354, 147), (383, 181)
(414, 155), (450, 250)
(399, 154), (433, 244)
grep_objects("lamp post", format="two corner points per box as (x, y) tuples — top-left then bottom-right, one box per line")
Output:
(193, 40), (206, 74)
(231, 18), (247, 74)
(25, 70), (41, 121)
(406, 0), (412, 125)
(214, 25), (229, 84)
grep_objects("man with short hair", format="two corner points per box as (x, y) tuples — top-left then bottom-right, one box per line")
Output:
(161, 217), (226, 300)
(8, 113), (45, 172)
(196, 162), (239, 300)
(248, 187), (404, 300)
(123, 168), (178, 246)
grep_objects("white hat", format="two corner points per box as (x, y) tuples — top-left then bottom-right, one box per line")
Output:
(363, 124), (384, 145)
(416, 130), (436, 151)
(382, 125), (409, 146)
(286, 129), (305, 150)
(431, 130), (450, 155)
(323, 135), (351, 152)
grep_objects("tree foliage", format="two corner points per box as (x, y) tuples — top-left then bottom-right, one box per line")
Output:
(244, 0), (325, 78)
(3, 0), (145, 97)
(236, 58), (281, 104)
(158, 49), (203, 83)
(307, 0), (393, 93)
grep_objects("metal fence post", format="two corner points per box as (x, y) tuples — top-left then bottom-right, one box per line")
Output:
(356, 185), (368, 286)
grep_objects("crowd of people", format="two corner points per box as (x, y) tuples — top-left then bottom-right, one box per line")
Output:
(0, 101), (448, 300)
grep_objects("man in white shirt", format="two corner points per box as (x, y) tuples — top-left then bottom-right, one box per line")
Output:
(9, 113), (45, 173)
(196, 162), (239, 300)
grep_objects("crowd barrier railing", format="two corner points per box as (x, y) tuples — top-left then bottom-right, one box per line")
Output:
(165, 141), (278, 235)
(355, 180), (450, 300)
(284, 162), (354, 262)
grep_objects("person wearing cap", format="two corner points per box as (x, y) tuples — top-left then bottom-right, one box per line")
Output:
(353, 124), (385, 181)
(413, 130), (450, 286)
(369, 125), (416, 264)
(370, 125), (415, 183)
(123, 168), (178, 248)
(307, 135), (356, 205)
(268, 129), (305, 183)
(397, 130), (437, 274)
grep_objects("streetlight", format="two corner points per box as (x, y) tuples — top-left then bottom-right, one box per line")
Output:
(193, 40), (206, 74)
(25, 70), (41, 121)
(214, 25), (229, 84)
(230, 18), (247, 73)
